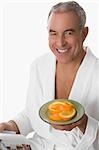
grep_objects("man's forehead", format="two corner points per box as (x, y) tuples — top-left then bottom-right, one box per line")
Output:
(47, 12), (80, 31)
(48, 11), (78, 20)
(48, 11), (79, 25)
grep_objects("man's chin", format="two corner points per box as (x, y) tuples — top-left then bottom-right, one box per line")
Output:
(56, 57), (70, 64)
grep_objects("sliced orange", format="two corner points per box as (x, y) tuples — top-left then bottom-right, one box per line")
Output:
(48, 101), (76, 121)
(59, 108), (76, 121)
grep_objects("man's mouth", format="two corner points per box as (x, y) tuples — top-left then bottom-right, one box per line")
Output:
(57, 49), (68, 53)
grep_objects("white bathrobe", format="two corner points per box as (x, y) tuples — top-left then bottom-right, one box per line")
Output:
(13, 47), (99, 150)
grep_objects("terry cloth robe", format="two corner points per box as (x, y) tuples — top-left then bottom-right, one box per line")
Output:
(13, 47), (99, 150)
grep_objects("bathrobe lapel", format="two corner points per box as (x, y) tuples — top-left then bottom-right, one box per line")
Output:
(69, 47), (97, 105)
(43, 53), (56, 103)
(35, 52), (56, 139)
(68, 48), (98, 149)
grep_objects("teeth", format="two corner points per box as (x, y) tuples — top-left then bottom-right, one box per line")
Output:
(58, 49), (68, 53)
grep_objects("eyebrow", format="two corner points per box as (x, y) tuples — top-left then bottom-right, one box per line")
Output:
(49, 29), (56, 33)
(49, 28), (75, 33)
(64, 28), (75, 32)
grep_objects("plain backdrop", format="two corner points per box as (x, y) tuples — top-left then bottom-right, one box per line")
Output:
(0, 0), (99, 122)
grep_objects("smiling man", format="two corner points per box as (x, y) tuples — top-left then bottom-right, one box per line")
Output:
(0, 1), (99, 150)
(48, 10), (87, 64)
(47, 5), (88, 100)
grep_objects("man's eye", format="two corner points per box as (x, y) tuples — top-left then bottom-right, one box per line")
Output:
(49, 32), (57, 35)
(65, 31), (73, 35)
(68, 32), (72, 35)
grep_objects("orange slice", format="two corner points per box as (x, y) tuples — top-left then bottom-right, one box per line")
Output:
(48, 101), (66, 113)
(49, 113), (62, 121)
(59, 108), (76, 121)
(48, 101), (74, 113)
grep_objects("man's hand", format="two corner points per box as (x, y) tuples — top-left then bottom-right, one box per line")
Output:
(0, 120), (20, 134)
(50, 114), (88, 134)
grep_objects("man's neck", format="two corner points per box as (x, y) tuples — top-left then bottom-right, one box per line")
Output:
(57, 50), (86, 72)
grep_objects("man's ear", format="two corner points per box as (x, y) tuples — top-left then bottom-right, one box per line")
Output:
(82, 27), (89, 42)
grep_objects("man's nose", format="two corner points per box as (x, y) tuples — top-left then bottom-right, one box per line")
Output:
(56, 36), (66, 48)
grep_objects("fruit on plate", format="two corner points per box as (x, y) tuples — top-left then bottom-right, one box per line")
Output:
(48, 101), (76, 121)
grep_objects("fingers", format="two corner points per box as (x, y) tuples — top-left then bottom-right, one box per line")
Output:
(0, 122), (12, 132)
(51, 123), (76, 131)
(76, 114), (88, 133)
(0, 121), (20, 134)
(50, 114), (88, 133)
(0, 123), (7, 132)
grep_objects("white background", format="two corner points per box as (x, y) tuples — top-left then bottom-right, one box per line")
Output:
(0, 0), (99, 122)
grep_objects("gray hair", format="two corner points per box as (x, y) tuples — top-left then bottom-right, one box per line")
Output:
(48, 1), (86, 30)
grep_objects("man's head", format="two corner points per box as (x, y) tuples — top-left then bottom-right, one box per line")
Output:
(48, 1), (86, 31)
(47, 1), (88, 64)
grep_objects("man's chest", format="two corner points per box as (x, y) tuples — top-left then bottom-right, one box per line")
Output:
(55, 72), (76, 99)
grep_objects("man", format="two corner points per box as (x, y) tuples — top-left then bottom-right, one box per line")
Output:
(0, 1), (99, 149)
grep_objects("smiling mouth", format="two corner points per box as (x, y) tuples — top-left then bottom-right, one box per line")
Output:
(57, 49), (68, 53)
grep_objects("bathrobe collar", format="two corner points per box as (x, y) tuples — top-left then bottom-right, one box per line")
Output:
(44, 47), (97, 103)
(68, 47), (97, 105)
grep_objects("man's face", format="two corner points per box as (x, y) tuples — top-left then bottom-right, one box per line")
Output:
(48, 11), (88, 64)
